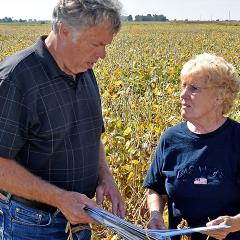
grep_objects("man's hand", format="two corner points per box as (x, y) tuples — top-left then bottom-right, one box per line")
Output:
(97, 140), (125, 218)
(57, 190), (99, 225)
(148, 211), (166, 229)
(96, 176), (125, 218)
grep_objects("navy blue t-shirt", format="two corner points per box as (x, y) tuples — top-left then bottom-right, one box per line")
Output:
(144, 118), (240, 240)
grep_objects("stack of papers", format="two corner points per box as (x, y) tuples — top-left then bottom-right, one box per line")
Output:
(84, 207), (229, 240)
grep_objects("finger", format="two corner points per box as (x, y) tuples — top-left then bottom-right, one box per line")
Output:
(111, 195), (119, 215)
(71, 213), (98, 225)
(207, 217), (225, 226)
(65, 207), (94, 225)
(118, 201), (126, 218)
(148, 220), (165, 230)
(148, 224), (159, 229)
(79, 207), (98, 224)
(80, 207), (99, 225)
(80, 194), (98, 209)
(96, 186), (104, 205)
(84, 200), (98, 209)
(204, 230), (227, 240)
(85, 214), (99, 225)
(107, 189), (125, 217)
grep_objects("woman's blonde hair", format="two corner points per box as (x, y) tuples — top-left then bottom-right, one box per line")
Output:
(181, 53), (240, 114)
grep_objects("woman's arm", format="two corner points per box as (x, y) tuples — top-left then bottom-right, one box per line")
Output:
(146, 189), (167, 229)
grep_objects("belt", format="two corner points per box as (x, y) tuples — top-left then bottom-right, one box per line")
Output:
(0, 189), (57, 213)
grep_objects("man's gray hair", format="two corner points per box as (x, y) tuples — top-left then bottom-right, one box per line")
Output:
(52, 0), (122, 33)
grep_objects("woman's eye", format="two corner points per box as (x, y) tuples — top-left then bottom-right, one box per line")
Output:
(181, 84), (186, 89)
(190, 85), (198, 91)
(181, 84), (200, 93)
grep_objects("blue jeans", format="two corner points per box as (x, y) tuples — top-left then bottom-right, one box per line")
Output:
(0, 193), (91, 240)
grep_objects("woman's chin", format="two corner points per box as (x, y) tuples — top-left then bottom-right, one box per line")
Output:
(181, 111), (190, 121)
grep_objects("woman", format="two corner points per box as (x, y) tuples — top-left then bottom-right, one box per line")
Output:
(144, 53), (240, 240)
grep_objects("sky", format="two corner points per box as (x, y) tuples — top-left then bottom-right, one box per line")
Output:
(0, 0), (239, 21)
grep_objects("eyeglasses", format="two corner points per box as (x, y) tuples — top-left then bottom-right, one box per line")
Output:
(180, 83), (210, 94)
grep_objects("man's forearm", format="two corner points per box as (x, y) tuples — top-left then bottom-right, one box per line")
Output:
(0, 157), (64, 208)
(98, 140), (114, 182)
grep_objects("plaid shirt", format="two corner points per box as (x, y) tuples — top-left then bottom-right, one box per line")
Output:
(0, 36), (104, 197)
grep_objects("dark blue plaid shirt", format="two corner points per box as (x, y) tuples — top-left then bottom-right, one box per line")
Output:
(0, 36), (104, 198)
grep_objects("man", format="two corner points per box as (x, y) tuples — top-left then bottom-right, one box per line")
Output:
(0, 0), (124, 239)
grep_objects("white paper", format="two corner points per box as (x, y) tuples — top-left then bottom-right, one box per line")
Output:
(84, 207), (229, 240)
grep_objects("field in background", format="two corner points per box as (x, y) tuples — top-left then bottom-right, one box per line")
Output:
(0, 22), (240, 239)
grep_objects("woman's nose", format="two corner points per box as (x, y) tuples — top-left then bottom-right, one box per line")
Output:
(180, 87), (188, 99)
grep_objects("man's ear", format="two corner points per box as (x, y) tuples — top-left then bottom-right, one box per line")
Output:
(58, 22), (70, 40)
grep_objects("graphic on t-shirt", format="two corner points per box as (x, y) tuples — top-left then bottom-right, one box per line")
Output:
(176, 165), (224, 185)
(194, 177), (207, 184)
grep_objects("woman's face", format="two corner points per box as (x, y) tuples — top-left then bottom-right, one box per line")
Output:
(180, 73), (221, 123)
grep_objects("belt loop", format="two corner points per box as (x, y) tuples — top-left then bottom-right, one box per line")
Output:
(53, 208), (60, 218)
(5, 192), (12, 203)
(0, 190), (12, 203)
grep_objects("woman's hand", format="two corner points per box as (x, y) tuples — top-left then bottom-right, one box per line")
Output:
(203, 214), (240, 240)
(148, 210), (166, 229)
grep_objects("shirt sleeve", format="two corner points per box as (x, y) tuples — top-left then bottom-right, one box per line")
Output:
(143, 138), (167, 195)
(0, 78), (28, 159)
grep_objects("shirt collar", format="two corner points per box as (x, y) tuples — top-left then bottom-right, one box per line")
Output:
(33, 35), (67, 79)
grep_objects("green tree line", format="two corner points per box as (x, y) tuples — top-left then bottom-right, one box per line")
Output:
(127, 14), (168, 22)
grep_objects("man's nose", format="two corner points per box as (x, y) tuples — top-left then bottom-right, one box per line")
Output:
(96, 47), (106, 59)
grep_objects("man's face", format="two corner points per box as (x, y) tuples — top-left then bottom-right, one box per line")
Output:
(59, 22), (115, 74)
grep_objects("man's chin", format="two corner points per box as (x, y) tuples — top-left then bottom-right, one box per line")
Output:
(76, 68), (89, 73)
(78, 66), (93, 73)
